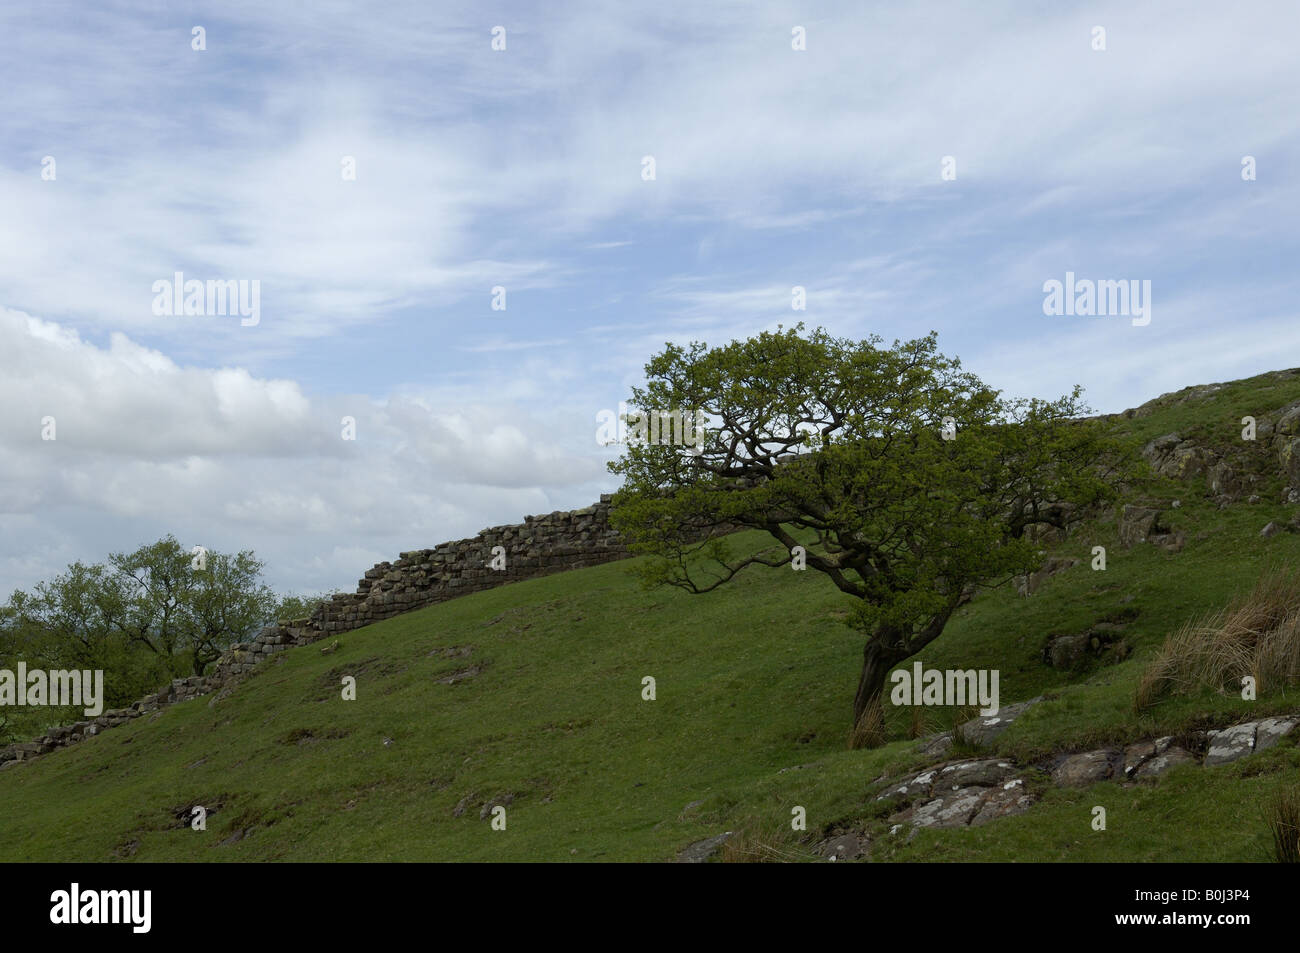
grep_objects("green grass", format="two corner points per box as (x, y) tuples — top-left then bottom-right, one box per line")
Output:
(3, 367), (1300, 861)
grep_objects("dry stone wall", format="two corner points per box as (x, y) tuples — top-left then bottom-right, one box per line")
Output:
(309, 494), (629, 636)
(1, 495), (632, 767)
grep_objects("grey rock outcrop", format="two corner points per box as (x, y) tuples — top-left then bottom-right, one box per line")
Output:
(817, 832), (868, 861)
(1052, 748), (1120, 787)
(1204, 717), (1297, 766)
(877, 758), (1035, 830)
(675, 832), (734, 863)
(955, 697), (1044, 747)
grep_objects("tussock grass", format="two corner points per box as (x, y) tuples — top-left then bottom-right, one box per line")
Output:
(1136, 565), (1300, 711)
(947, 704), (982, 754)
(1265, 785), (1300, 863)
(717, 819), (810, 863)
(848, 701), (886, 750)
(907, 706), (933, 740)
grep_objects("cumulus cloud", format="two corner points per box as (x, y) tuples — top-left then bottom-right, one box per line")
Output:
(0, 307), (611, 596)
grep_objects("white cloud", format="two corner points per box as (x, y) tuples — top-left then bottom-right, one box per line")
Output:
(0, 307), (613, 596)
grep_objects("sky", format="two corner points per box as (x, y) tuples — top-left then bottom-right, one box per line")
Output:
(1, 0), (1298, 599)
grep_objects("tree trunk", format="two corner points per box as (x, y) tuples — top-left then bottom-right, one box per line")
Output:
(852, 638), (901, 730)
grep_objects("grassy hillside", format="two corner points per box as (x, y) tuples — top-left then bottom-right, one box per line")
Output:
(3, 369), (1300, 862)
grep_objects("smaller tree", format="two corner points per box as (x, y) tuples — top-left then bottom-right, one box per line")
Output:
(0, 536), (279, 712)
(183, 549), (280, 674)
(272, 590), (343, 626)
(107, 537), (277, 675)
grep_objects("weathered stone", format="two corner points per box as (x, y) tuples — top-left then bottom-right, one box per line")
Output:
(1277, 403), (1300, 436)
(875, 767), (943, 806)
(915, 732), (953, 758)
(1052, 749), (1119, 787)
(969, 782), (1036, 826)
(479, 793), (514, 820)
(1281, 438), (1300, 487)
(1133, 746), (1197, 779)
(1044, 632), (1091, 669)
(819, 833), (867, 861)
(1044, 625), (1127, 670)
(911, 788), (987, 829)
(1206, 461), (1240, 496)
(1118, 505), (1162, 546)
(679, 799), (705, 818)
(1016, 556), (1080, 596)
(1154, 530), (1186, 553)
(1205, 722), (1258, 766)
(1124, 738), (1162, 777)
(904, 779), (1036, 830)
(1253, 717), (1298, 752)
(956, 697), (1043, 747)
(936, 759), (1019, 789)
(676, 832), (733, 863)
(1142, 433), (1182, 463)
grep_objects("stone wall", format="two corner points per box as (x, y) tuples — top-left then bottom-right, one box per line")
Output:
(1, 494), (632, 767)
(308, 494), (629, 636)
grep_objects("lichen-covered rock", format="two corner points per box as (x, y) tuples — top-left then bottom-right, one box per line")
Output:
(1206, 461), (1240, 496)
(956, 697), (1044, 747)
(969, 782), (1036, 827)
(910, 782), (1035, 830)
(675, 832), (734, 863)
(914, 732), (953, 758)
(875, 767), (945, 807)
(818, 832), (867, 861)
(1124, 736), (1172, 777)
(879, 756), (1034, 831)
(1255, 717), (1298, 752)
(911, 788), (988, 828)
(1118, 505), (1162, 546)
(1205, 723), (1257, 765)
(936, 759), (1020, 789)
(1203, 717), (1296, 765)
(1052, 749), (1120, 787)
(1281, 438), (1300, 487)
(1133, 746), (1197, 779)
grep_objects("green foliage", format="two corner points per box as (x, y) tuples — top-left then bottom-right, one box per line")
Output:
(0, 537), (277, 735)
(272, 591), (339, 625)
(611, 328), (1120, 618)
(107, 537), (278, 674)
(608, 326), (1125, 727)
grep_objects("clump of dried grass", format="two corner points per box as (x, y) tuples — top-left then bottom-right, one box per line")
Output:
(906, 705), (933, 740)
(717, 820), (808, 863)
(847, 699), (886, 750)
(1136, 565), (1300, 711)
(1265, 785), (1300, 863)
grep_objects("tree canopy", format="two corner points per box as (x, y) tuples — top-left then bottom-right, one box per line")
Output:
(608, 326), (1122, 744)
(0, 536), (290, 740)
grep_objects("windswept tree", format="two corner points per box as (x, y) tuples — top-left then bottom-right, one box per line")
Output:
(608, 326), (1120, 745)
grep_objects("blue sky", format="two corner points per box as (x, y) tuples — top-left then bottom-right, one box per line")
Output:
(2, 0), (1299, 598)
